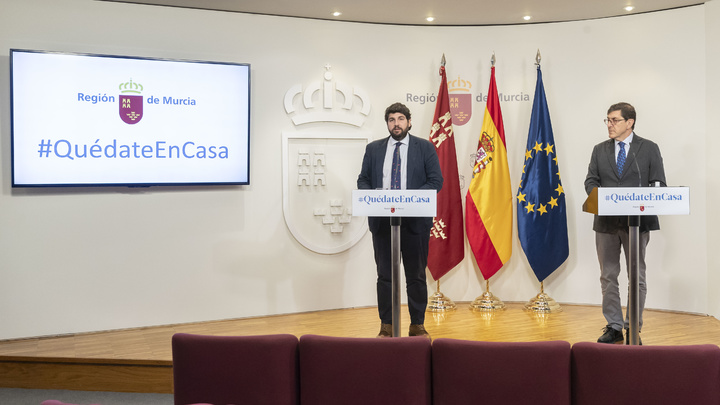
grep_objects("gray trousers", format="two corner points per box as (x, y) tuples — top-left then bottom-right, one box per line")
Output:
(595, 230), (650, 331)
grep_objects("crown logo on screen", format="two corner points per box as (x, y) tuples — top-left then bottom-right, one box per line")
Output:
(119, 79), (144, 94)
(283, 65), (371, 127)
(448, 76), (472, 93)
(118, 79), (144, 124)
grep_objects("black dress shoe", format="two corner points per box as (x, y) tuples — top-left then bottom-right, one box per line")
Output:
(597, 326), (624, 344)
(625, 329), (643, 345)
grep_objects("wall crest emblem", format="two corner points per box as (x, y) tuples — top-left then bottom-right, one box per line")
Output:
(282, 65), (372, 254)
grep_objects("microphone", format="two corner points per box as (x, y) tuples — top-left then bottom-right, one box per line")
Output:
(631, 149), (642, 187)
(632, 149), (663, 188)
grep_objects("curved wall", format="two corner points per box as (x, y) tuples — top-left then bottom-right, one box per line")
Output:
(0, 0), (716, 339)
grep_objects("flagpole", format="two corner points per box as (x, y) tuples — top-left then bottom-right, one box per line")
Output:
(467, 52), (508, 312)
(519, 50), (566, 313)
(426, 53), (461, 313)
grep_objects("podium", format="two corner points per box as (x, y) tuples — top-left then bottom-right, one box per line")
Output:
(583, 186), (689, 344)
(353, 189), (437, 337)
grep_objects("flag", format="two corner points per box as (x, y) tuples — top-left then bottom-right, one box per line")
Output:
(517, 66), (569, 281)
(465, 66), (513, 280)
(427, 63), (464, 280)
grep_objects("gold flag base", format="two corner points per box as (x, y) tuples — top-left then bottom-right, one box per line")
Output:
(427, 291), (457, 312)
(469, 281), (505, 312)
(523, 282), (562, 313)
(426, 280), (457, 312)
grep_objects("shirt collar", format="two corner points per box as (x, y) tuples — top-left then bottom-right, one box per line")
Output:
(616, 132), (634, 146)
(391, 135), (409, 146)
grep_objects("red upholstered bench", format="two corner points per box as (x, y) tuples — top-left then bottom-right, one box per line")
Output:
(571, 342), (720, 405)
(298, 334), (432, 405)
(172, 333), (299, 405)
(432, 339), (572, 405)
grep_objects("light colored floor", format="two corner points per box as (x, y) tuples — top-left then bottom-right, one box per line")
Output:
(1, 302), (719, 363)
(0, 388), (173, 405)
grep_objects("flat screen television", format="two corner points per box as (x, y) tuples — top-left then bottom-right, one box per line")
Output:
(10, 49), (251, 187)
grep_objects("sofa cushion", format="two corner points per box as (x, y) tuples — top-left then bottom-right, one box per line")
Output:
(172, 333), (299, 405)
(299, 334), (432, 405)
(572, 342), (720, 405)
(432, 339), (571, 405)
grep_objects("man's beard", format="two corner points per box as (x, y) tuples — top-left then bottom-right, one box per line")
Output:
(389, 126), (410, 141)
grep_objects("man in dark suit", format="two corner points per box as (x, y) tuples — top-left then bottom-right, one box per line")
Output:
(357, 102), (443, 338)
(584, 102), (666, 344)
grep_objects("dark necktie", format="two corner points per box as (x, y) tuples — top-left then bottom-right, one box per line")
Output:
(617, 141), (626, 176)
(391, 142), (401, 190)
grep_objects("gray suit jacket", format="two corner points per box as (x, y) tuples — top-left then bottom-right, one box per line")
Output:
(584, 133), (667, 233)
(357, 134), (443, 234)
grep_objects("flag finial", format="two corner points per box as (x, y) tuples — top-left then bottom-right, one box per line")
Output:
(491, 52), (496, 67)
(441, 53), (446, 67)
(535, 49), (541, 66)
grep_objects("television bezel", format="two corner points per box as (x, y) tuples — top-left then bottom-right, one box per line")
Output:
(9, 48), (252, 188)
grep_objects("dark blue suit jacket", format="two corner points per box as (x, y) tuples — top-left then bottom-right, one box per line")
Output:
(357, 134), (443, 234)
(584, 133), (666, 233)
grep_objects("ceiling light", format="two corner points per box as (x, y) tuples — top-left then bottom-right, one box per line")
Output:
(523, 15), (532, 21)
(332, 11), (342, 17)
(624, 6), (634, 11)
(426, 17), (435, 22)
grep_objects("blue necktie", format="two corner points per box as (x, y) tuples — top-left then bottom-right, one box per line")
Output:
(617, 141), (626, 176)
(391, 142), (401, 190)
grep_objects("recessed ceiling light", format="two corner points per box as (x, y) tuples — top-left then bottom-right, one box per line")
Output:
(332, 11), (342, 17)
(426, 16), (435, 22)
(523, 15), (532, 21)
(624, 6), (635, 11)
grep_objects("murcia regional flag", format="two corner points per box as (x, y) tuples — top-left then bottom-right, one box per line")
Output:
(465, 66), (513, 280)
(427, 62), (464, 281)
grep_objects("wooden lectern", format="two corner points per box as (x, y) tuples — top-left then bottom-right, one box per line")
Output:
(583, 186), (689, 344)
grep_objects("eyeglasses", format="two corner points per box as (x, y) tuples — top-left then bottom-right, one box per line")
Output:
(604, 118), (626, 126)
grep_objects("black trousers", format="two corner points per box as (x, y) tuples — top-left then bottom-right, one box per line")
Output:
(371, 219), (429, 325)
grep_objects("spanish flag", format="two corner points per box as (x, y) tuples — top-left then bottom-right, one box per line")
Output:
(465, 66), (513, 280)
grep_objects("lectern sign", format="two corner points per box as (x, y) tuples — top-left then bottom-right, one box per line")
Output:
(352, 190), (437, 217)
(597, 187), (690, 216)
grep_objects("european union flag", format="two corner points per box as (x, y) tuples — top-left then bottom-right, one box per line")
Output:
(517, 66), (569, 282)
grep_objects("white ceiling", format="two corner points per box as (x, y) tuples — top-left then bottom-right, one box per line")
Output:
(101, 0), (706, 25)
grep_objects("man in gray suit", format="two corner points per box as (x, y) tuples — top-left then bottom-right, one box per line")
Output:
(357, 102), (443, 338)
(584, 102), (666, 344)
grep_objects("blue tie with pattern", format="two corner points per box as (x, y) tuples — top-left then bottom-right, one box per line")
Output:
(617, 141), (626, 176)
(391, 142), (401, 189)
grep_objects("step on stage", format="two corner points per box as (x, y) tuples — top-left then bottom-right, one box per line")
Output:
(1, 303), (719, 393)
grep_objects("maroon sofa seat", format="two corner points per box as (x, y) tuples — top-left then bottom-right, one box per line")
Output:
(432, 339), (571, 405)
(571, 342), (720, 405)
(172, 333), (299, 405)
(298, 334), (432, 405)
